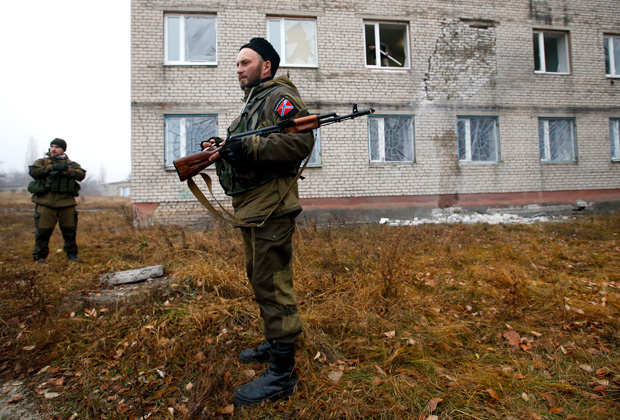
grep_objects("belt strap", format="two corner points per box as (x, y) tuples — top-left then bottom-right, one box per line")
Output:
(186, 148), (313, 228)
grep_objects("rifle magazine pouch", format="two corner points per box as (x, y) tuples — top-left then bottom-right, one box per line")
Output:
(28, 180), (50, 195)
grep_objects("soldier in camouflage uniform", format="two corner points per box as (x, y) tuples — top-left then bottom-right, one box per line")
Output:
(28, 138), (86, 264)
(203, 38), (314, 405)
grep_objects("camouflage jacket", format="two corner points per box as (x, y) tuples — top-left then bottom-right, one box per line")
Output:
(215, 75), (315, 222)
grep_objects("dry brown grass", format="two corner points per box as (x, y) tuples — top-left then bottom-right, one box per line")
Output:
(1, 192), (619, 419)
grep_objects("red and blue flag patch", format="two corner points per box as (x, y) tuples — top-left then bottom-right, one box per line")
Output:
(274, 97), (298, 118)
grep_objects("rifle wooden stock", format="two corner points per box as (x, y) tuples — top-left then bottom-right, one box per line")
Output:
(173, 147), (220, 181)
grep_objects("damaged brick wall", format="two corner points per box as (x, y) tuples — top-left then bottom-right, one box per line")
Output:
(424, 18), (498, 102)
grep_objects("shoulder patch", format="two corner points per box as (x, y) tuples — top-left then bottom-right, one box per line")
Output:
(274, 96), (299, 119)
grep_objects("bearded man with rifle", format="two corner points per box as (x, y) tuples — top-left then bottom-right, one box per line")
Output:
(203, 37), (314, 406)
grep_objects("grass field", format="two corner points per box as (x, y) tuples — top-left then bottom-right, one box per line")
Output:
(0, 192), (619, 419)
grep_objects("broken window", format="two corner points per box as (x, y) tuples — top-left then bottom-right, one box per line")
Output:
(457, 117), (500, 162)
(533, 30), (570, 74)
(165, 115), (218, 167)
(369, 116), (414, 162)
(604, 35), (620, 77)
(165, 14), (217, 64)
(365, 22), (409, 68)
(611, 119), (620, 161)
(538, 118), (576, 162)
(268, 17), (317, 67)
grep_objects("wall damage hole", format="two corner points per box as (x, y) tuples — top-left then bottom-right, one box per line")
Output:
(459, 18), (496, 30)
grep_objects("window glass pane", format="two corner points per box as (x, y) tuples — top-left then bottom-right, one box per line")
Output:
(605, 37), (611, 74)
(540, 32), (568, 73)
(543, 36), (560, 72)
(284, 20), (316, 65)
(165, 118), (181, 165)
(165, 116), (218, 166)
(185, 16), (216, 62)
(365, 24), (377, 65)
(268, 19), (282, 57)
(611, 119), (620, 160)
(457, 119), (467, 160)
(533, 33), (541, 71)
(369, 118), (381, 161)
(384, 117), (413, 161)
(548, 120), (573, 161)
(305, 129), (321, 166)
(469, 118), (498, 161)
(378, 23), (407, 68)
(539, 119), (575, 162)
(167, 16), (180, 62)
(538, 120), (547, 160)
(369, 116), (413, 162)
(555, 34), (568, 72)
(614, 37), (620, 75)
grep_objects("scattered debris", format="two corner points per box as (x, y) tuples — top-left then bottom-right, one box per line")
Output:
(379, 207), (560, 226)
(100, 265), (165, 286)
(60, 265), (172, 313)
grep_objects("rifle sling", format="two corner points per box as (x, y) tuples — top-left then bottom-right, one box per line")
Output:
(186, 144), (313, 228)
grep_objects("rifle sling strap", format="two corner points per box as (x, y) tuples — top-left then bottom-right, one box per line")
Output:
(186, 149), (312, 228)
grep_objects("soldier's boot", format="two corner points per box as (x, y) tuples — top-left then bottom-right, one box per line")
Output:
(233, 341), (298, 406)
(238, 340), (272, 364)
(60, 226), (79, 262)
(32, 227), (54, 262)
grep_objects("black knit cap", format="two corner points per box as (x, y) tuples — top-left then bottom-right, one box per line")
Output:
(50, 138), (67, 151)
(240, 37), (280, 76)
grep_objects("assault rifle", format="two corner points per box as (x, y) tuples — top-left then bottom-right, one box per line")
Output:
(173, 104), (375, 181)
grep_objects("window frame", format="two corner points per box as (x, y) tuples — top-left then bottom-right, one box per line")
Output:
(611, 118), (620, 161)
(368, 115), (415, 163)
(267, 16), (318, 68)
(604, 35), (620, 78)
(164, 114), (218, 168)
(364, 21), (410, 69)
(533, 30), (570, 75)
(164, 13), (217, 65)
(538, 117), (577, 163)
(457, 116), (501, 163)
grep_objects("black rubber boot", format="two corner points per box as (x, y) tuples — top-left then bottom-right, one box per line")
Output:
(238, 340), (272, 364)
(233, 341), (298, 406)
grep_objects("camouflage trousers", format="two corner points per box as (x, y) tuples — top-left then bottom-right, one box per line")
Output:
(32, 204), (78, 260)
(240, 215), (302, 344)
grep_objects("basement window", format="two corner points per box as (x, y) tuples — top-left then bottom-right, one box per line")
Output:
(164, 115), (218, 167)
(165, 14), (217, 65)
(611, 118), (620, 161)
(457, 117), (500, 162)
(533, 30), (570, 74)
(364, 22), (409, 69)
(268, 17), (317, 67)
(604, 35), (620, 77)
(538, 118), (576, 162)
(369, 115), (414, 163)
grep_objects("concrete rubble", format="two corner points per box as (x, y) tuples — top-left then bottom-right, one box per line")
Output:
(60, 265), (171, 313)
(378, 205), (583, 227)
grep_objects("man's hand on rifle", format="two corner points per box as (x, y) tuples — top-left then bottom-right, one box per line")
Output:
(218, 139), (251, 169)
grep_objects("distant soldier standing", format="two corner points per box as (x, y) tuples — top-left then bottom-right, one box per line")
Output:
(28, 138), (86, 264)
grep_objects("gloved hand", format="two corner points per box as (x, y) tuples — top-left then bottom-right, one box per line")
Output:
(201, 137), (223, 151)
(52, 162), (69, 171)
(220, 139), (251, 169)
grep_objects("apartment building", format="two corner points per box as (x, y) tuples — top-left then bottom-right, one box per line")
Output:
(131, 0), (620, 226)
